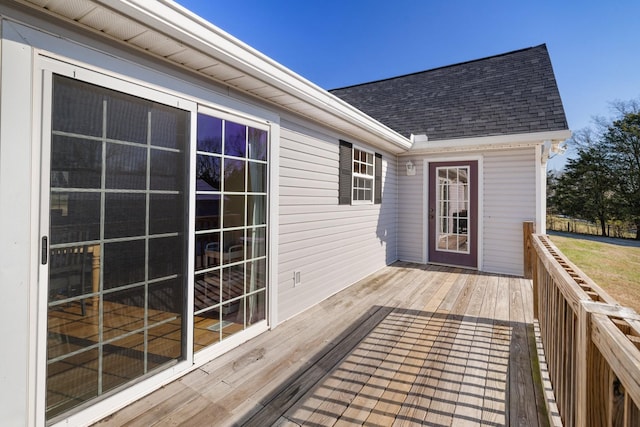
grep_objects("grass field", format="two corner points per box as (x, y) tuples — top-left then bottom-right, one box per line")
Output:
(547, 215), (636, 239)
(548, 233), (640, 313)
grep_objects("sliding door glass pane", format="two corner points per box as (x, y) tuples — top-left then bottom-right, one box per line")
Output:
(197, 114), (222, 153)
(224, 158), (245, 192)
(224, 121), (246, 157)
(51, 136), (102, 188)
(49, 192), (101, 244)
(46, 75), (188, 421)
(194, 113), (268, 352)
(248, 128), (267, 161)
(105, 144), (147, 190)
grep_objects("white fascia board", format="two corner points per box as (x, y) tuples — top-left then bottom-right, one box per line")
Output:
(401, 129), (572, 156)
(96, 0), (412, 152)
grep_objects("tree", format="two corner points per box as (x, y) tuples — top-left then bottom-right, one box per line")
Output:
(546, 169), (560, 215)
(550, 97), (640, 238)
(554, 144), (616, 236)
(603, 110), (640, 239)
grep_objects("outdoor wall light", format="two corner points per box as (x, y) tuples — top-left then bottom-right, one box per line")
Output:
(406, 160), (416, 176)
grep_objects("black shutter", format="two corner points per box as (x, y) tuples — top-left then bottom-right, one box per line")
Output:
(374, 152), (382, 204)
(338, 140), (353, 205)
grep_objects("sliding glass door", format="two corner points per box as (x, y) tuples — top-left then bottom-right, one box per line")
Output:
(45, 75), (189, 421)
(42, 68), (269, 423)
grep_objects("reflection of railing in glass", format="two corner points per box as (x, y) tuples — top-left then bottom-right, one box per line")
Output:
(49, 244), (90, 315)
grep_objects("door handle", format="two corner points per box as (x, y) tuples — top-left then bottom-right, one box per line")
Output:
(41, 236), (48, 265)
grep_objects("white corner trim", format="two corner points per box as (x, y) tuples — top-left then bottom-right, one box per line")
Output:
(535, 144), (547, 234)
(422, 159), (428, 264)
(268, 123), (280, 329)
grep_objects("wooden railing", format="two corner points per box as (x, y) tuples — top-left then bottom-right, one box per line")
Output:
(527, 225), (640, 426)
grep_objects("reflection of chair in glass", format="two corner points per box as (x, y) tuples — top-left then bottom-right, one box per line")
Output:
(49, 245), (89, 315)
(201, 241), (244, 315)
(205, 241), (243, 265)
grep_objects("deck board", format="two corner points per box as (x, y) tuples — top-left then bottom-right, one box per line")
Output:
(95, 263), (548, 427)
(391, 267), (465, 426)
(451, 274), (490, 425)
(479, 274), (506, 426)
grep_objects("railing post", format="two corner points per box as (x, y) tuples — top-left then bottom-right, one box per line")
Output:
(577, 305), (614, 427)
(523, 221), (535, 279)
(90, 244), (100, 307)
(576, 303), (592, 426)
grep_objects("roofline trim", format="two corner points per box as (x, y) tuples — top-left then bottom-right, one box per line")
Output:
(400, 129), (572, 156)
(95, 0), (412, 151)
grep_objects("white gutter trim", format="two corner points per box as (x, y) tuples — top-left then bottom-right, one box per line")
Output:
(96, 0), (412, 151)
(402, 129), (572, 156)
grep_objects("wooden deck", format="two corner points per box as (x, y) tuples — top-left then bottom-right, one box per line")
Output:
(96, 262), (549, 426)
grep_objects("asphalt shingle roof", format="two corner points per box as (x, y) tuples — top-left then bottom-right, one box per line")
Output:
(330, 44), (569, 141)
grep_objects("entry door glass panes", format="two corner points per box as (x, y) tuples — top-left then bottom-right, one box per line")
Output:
(436, 166), (470, 253)
(46, 75), (188, 421)
(194, 112), (268, 352)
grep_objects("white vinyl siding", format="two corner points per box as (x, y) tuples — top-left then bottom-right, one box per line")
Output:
(398, 148), (537, 276)
(277, 126), (397, 322)
(397, 156), (425, 263)
(482, 148), (536, 276)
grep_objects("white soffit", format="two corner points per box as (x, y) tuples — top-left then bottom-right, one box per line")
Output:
(18, 0), (411, 153)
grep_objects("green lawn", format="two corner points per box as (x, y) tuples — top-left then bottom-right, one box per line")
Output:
(547, 233), (640, 313)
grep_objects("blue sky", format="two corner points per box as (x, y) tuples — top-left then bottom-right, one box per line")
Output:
(176, 0), (640, 169)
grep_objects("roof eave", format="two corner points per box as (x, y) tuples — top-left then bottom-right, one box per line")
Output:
(22, 0), (411, 153)
(401, 129), (572, 156)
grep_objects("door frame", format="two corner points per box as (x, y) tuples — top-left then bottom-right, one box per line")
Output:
(423, 156), (483, 269)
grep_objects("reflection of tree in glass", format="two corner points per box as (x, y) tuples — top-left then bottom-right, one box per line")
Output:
(196, 154), (221, 189)
(51, 137), (103, 188)
(198, 136), (221, 154)
(197, 113), (222, 153)
(105, 143), (148, 189)
(224, 159), (245, 192)
(225, 122), (246, 157)
(107, 143), (146, 170)
(227, 135), (245, 157)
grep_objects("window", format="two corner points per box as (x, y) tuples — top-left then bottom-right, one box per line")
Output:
(436, 166), (470, 253)
(338, 140), (382, 205)
(352, 148), (374, 202)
